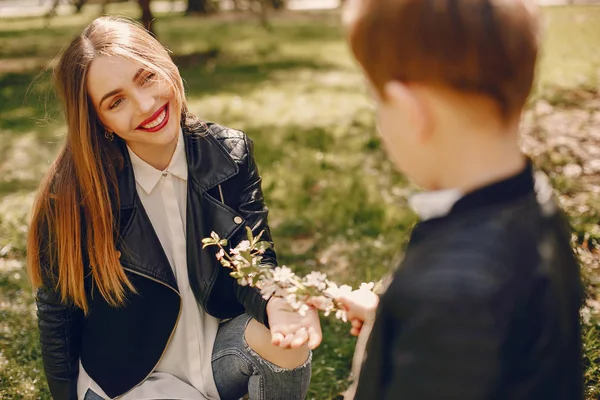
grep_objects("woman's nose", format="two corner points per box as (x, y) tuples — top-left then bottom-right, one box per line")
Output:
(134, 90), (156, 115)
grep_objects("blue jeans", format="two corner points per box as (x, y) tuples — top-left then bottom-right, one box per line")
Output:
(84, 314), (311, 400)
(212, 313), (311, 400)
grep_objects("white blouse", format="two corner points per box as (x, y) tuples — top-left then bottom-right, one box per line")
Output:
(77, 130), (221, 400)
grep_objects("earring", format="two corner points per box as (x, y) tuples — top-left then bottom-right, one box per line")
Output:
(104, 130), (114, 141)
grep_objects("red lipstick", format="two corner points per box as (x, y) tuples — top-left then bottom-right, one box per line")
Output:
(137, 103), (169, 132)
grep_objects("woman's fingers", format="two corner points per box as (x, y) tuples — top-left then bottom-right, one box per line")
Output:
(280, 333), (296, 348)
(307, 324), (323, 350)
(290, 327), (309, 348)
(270, 323), (297, 347)
(266, 299), (323, 350)
(271, 331), (285, 346)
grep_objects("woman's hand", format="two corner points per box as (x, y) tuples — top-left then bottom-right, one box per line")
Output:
(266, 296), (322, 350)
(337, 289), (379, 336)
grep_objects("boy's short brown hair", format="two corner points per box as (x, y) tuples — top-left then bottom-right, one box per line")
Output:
(345, 0), (539, 118)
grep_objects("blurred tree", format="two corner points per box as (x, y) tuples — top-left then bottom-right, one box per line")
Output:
(270, 0), (285, 10)
(73, 0), (86, 13)
(229, 0), (285, 11)
(138, 0), (156, 35)
(44, 0), (156, 37)
(71, 0), (112, 14)
(45, 0), (116, 22)
(186, 0), (216, 14)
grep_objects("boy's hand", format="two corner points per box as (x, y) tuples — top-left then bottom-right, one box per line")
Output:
(337, 289), (379, 336)
(266, 296), (322, 350)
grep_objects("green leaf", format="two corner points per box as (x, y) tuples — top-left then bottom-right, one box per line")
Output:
(252, 229), (265, 245)
(256, 241), (272, 252)
(245, 226), (254, 243)
(240, 251), (254, 263)
(241, 266), (254, 274)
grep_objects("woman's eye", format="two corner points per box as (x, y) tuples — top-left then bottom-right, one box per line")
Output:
(143, 73), (156, 84)
(109, 98), (123, 110)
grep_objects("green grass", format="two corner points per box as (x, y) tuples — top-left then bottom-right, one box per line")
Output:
(538, 7), (600, 91)
(0, 3), (599, 399)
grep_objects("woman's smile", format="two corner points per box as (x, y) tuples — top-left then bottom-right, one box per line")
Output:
(137, 103), (169, 132)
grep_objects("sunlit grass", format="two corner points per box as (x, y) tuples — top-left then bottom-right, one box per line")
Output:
(0, 4), (599, 399)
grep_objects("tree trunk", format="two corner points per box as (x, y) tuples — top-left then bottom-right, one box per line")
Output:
(100, 0), (109, 15)
(44, 0), (61, 26)
(270, 0), (285, 10)
(73, 0), (87, 13)
(138, 0), (156, 36)
(257, 0), (270, 30)
(186, 0), (213, 14)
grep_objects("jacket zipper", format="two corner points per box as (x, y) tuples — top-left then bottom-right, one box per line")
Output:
(113, 266), (182, 399)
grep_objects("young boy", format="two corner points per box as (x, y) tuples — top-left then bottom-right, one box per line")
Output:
(337, 0), (584, 398)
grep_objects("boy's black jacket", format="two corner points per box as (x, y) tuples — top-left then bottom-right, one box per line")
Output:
(354, 163), (584, 400)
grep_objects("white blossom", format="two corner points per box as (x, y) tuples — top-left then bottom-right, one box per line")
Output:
(272, 266), (295, 283)
(203, 229), (376, 322)
(335, 309), (348, 322)
(233, 253), (249, 264)
(304, 271), (328, 290)
(297, 304), (310, 317)
(325, 283), (353, 299)
(258, 280), (279, 300)
(237, 240), (251, 252)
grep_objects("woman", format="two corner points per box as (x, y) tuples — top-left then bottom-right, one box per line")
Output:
(27, 16), (321, 400)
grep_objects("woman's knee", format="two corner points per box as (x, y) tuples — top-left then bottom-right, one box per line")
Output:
(244, 318), (310, 370)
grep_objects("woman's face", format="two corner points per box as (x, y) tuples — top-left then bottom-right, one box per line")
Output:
(87, 55), (181, 151)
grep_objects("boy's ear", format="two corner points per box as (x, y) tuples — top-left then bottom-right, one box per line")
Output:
(383, 81), (432, 142)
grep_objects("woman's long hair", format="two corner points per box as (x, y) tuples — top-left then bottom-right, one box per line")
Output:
(27, 16), (191, 313)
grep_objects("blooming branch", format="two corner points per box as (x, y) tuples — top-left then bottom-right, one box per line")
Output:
(202, 227), (376, 321)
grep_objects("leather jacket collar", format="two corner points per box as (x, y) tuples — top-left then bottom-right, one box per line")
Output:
(117, 126), (239, 210)
(113, 124), (243, 291)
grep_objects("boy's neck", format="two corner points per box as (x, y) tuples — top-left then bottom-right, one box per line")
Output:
(431, 118), (526, 194)
(436, 147), (526, 194)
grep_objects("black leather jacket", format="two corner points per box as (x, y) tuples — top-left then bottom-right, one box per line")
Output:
(35, 123), (276, 399)
(353, 165), (584, 399)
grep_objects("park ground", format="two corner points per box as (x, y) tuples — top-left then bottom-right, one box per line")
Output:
(0, 3), (599, 399)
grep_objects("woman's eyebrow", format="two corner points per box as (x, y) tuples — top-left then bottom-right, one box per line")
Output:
(98, 68), (144, 108)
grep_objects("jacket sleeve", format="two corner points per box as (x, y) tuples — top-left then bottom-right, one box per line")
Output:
(231, 134), (277, 328)
(36, 264), (83, 400)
